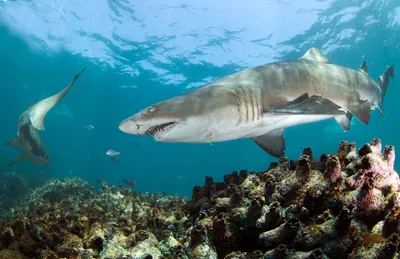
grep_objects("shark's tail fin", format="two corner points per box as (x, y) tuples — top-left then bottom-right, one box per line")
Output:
(377, 65), (394, 117)
(29, 68), (86, 131)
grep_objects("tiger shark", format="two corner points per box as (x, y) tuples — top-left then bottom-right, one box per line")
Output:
(7, 68), (86, 166)
(119, 48), (394, 158)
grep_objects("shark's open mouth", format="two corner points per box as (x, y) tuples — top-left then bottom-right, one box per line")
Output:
(145, 122), (177, 136)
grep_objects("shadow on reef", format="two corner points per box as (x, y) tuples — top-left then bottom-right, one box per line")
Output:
(0, 138), (399, 259)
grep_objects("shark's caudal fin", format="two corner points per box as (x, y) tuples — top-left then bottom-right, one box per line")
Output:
(29, 68), (86, 130)
(376, 65), (395, 117)
(344, 63), (394, 125)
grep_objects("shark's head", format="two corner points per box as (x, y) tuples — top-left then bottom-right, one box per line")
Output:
(30, 151), (50, 167)
(119, 87), (246, 142)
(119, 100), (203, 142)
(12, 123), (51, 167)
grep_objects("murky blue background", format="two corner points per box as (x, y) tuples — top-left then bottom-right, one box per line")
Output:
(0, 0), (399, 197)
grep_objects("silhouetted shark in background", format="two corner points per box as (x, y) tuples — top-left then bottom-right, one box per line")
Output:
(7, 68), (86, 166)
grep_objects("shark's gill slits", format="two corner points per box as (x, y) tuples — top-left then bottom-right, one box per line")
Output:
(238, 87), (248, 123)
(145, 122), (177, 136)
(234, 87), (263, 126)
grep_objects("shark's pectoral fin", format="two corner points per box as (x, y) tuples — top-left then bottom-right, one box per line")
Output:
(7, 137), (18, 147)
(266, 94), (344, 115)
(348, 100), (371, 125)
(9, 154), (25, 166)
(287, 92), (310, 105)
(334, 112), (353, 131)
(252, 129), (285, 158)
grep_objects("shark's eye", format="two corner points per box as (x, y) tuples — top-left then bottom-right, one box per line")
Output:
(136, 124), (140, 130)
(148, 106), (155, 112)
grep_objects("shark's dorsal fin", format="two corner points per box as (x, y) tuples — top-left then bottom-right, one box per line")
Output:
(360, 61), (368, 74)
(299, 48), (330, 64)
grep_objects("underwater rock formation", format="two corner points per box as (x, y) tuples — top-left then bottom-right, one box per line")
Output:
(0, 138), (399, 259)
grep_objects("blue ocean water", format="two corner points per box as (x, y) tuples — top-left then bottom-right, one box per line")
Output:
(0, 0), (398, 197)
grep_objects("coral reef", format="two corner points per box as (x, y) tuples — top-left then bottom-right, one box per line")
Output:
(187, 138), (400, 258)
(0, 177), (189, 259)
(0, 138), (399, 259)
(0, 172), (29, 221)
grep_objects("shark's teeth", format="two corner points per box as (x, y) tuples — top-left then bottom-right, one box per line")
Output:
(146, 122), (177, 138)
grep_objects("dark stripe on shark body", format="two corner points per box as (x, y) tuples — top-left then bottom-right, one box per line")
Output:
(254, 88), (263, 123)
(240, 87), (249, 124)
(254, 88), (260, 122)
(252, 88), (262, 122)
(232, 88), (242, 126)
(249, 88), (256, 123)
(236, 87), (263, 125)
(236, 87), (246, 124)
(244, 88), (252, 123)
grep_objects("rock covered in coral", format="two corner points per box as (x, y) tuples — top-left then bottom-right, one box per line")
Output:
(187, 138), (400, 258)
(0, 138), (399, 259)
(0, 177), (189, 259)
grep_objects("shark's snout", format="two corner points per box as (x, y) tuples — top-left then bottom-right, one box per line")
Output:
(119, 117), (139, 135)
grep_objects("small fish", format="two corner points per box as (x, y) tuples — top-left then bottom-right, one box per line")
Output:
(106, 149), (123, 163)
(105, 149), (123, 157)
(97, 179), (107, 187)
(81, 124), (94, 131)
(123, 178), (136, 188)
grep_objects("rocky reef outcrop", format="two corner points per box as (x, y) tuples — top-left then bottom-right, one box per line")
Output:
(0, 138), (399, 259)
(187, 138), (400, 259)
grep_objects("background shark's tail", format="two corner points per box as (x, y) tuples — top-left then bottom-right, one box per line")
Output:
(377, 65), (394, 117)
(29, 68), (86, 131)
